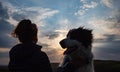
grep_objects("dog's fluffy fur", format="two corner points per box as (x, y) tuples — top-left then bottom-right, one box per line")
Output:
(59, 27), (94, 72)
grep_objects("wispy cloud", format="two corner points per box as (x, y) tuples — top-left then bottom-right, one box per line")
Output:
(0, 0), (59, 26)
(101, 0), (120, 9)
(75, 10), (86, 16)
(0, 48), (10, 53)
(81, 1), (98, 9)
(0, 48), (9, 65)
(10, 7), (59, 26)
(59, 19), (72, 30)
(101, 0), (113, 8)
(93, 42), (120, 61)
(0, 2), (16, 48)
(86, 0), (120, 42)
(80, 0), (87, 3)
(88, 17), (120, 42)
(42, 48), (64, 62)
(75, 0), (98, 16)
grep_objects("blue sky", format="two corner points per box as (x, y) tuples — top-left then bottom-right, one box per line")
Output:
(0, 0), (120, 65)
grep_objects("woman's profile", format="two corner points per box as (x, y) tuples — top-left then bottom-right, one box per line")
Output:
(8, 19), (53, 72)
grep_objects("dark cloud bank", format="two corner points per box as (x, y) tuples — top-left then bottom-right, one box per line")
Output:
(0, 2), (15, 48)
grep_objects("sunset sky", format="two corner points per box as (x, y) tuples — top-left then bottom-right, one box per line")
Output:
(0, 0), (120, 65)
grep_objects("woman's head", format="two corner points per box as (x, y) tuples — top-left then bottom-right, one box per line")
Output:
(12, 19), (38, 43)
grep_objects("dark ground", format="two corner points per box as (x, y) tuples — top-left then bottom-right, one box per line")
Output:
(0, 60), (120, 72)
(93, 60), (120, 72)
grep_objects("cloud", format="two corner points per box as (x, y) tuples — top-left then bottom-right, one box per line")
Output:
(44, 32), (60, 39)
(0, 48), (10, 53)
(110, 9), (120, 19)
(38, 34), (65, 62)
(101, 0), (113, 8)
(75, 0), (98, 16)
(0, 2), (16, 48)
(80, 0), (87, 3)
(101, 0), (120, 9)
(75, 10), (86, 16)
(0, 0), (59, 26)
(0, 0), (60, 47)
(39, 32), (63, 48)
(38, 40), (64, 62)
(37, 18), (71, 49)
(87, 5), (120, 42)
(15, 7), (59, 22)
(105, 10), (120, 36)
(81, 1), (98, 9)
(103, 34), (118, 41)
(7, 7), (59, 27)
(0, 48), (9, 65)
(93, 42), (120, 61)
(88, 17), (120, 42)
(58, 19), (73, 30)
(0, 2), (9, 19)
(42, 48), (64, 62)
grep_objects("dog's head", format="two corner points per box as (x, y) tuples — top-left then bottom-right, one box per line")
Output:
(59, 27), (93, 49)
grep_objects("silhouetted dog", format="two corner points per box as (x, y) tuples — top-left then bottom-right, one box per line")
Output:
(59, 27), (94, 72)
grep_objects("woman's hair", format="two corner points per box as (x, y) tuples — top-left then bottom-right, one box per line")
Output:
(12, 19), (38, 43)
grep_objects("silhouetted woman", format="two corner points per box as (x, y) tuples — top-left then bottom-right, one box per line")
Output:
(8, 19), (53, 72)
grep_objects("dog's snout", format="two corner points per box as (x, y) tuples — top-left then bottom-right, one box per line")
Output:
(59, 39), (66, 48)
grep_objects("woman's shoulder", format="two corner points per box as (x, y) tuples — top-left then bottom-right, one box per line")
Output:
(9, 44), (23, 55)
(13, 43), (42, 49)
(31, 43), (45, 53)
(10, 43), (22, 49)
(13, 43), (23, 48)
(34, 44), (42, 49)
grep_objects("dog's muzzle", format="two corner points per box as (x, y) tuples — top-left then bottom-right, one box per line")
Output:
(59, 38), (81, 49)
(59, 39), (67, 48)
